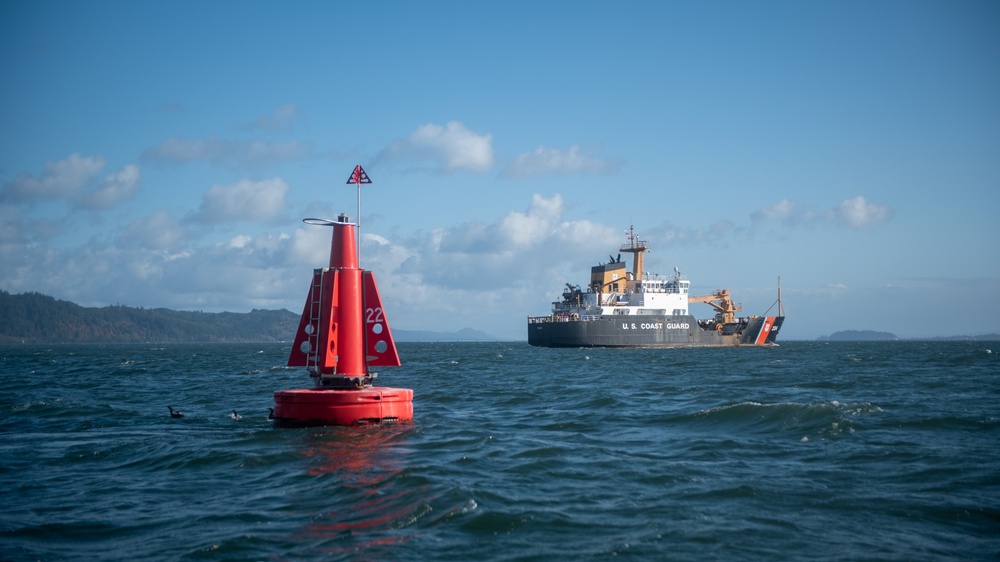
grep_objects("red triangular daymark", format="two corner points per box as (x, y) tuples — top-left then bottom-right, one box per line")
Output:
(346, 165), (372, 185)
(362, 271), (400, 367)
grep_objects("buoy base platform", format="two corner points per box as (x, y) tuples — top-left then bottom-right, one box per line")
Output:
(273, 387), (413, 427)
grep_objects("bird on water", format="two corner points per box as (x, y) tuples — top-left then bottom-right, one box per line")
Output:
(268, 407), (275, 420)
(230, 410), (242, 421)
(167, 405), (184, 418)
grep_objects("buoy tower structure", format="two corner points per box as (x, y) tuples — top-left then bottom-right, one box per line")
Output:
(273, 166), (413, 426)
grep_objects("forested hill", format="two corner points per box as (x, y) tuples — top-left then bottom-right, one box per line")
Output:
(0, 291), (299, 344)
(817, 330), (898, 341)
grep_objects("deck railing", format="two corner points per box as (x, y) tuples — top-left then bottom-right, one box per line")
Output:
(527, 315), (600, 324)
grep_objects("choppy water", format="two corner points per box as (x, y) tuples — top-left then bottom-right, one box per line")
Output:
(1, 341), (998, 561)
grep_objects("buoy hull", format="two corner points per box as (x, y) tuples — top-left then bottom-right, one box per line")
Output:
(273, 387), (413, 427)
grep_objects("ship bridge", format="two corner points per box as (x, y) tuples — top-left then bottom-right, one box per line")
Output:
(634, 275), (689, 295)
(613, 274), (689, 316)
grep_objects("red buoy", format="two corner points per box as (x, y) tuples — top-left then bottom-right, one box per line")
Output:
(273, 211), (413, 426)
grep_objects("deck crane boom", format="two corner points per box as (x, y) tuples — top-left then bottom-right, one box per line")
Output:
(689, 289), (742, 324)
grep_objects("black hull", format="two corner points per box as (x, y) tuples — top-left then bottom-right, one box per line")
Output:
(527, 315), (783, 348)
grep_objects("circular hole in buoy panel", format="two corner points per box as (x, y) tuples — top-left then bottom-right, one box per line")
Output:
(305, 324), (315, 335)
(375, 340), (387, 353)
(299, 341), (311, 353)
(372, 323), (383, 335)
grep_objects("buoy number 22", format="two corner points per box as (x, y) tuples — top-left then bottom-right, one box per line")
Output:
(366, 307), (384, 323)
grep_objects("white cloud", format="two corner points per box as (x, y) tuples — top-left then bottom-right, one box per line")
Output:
(501, 145), (622, 179)
(0, 153), (105, 203)
(752, 195), (892, 229)
(752, 198), (797, 222)
(498, 193), (564, 246)
(429, 193), (565, 256)
(143, 137), (219, 162)
(645, 219), (737, 247)
(364, 233), (391, 246)
(287, 223), (335, 267)
(829, 195), (893, 228)
(378, 121), (494, 173)
(75, 164), (141, 210)
(121, 209), (188, 251)
(228, 235), (252, 249)
(141, 136), (311, 168)
(0, 206), (23, 243)
(0, 227), (307, 311)
(0, 154), (139, 213)
(188, 178), (290, 225)
(389, 193), (611, 292)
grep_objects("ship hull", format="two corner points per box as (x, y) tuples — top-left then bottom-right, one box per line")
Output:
(527, 314), (783, 348)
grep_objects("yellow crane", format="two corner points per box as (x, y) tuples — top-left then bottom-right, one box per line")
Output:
(689, 289), (742, 325)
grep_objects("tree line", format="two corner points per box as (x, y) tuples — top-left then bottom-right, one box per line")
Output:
(0, 290), (299, 344)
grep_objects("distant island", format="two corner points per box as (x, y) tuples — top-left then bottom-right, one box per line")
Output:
(0, 290), (497, 344)
(817, 329), (1000, 342)
(818, 330), (898, 341)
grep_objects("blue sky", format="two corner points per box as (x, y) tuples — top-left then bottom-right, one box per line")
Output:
(2, 1), (998, 340)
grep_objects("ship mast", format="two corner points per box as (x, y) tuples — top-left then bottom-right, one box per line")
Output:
(778, 276), (783, 317)
(619, 225), (649, 282)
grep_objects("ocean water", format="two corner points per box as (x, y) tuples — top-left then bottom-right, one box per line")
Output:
(1, 341), (998, 561)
